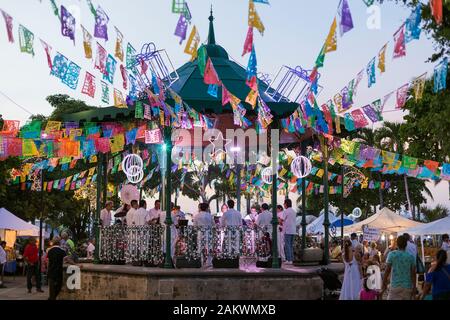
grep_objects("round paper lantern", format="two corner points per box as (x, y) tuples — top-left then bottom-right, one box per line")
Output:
(352, 207), (362, 218)
(122, 154), (144, 184)
(290, 156), (312, 178)
(126, 169), (144, 184)
(261, 167), (273, 185)
(122, 154), (143, 177)
(120, 184), (140, 205)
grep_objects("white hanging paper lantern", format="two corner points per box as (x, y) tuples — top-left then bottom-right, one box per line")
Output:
(126, 169), (144, 184)
(261, 167), (273, 185)
(122, 154), (144, 184)
(122, 154), (143, 176)
(290, 156), (312, 178)
(351, 207), (362, 219)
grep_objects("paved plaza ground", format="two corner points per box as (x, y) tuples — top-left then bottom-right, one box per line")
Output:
(0, 276), (48, 300)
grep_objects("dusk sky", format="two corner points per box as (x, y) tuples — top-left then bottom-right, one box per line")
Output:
(0, 0), (447, 210)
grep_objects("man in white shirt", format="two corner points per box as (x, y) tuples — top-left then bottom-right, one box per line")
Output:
(100, 201), (113, 227)
(281, 199), (297, 264)
(256, 203), (272, 234)
(193, 203), (214, 267)
(0, 241), (7, 288)
(220, 200), (243, 227)
(146, 200), (162, 225)
(134, 200), (148, 226)
(125, 200), (139, 226)
(403, 233), (418, 258)
(193, 203), (214, 227)
(220, 200), (242, 257)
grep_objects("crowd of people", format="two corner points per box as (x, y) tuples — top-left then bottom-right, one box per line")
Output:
(339, 233), (450, 300)
(100, 198), (299, 265)
(0, 232), (78, 300)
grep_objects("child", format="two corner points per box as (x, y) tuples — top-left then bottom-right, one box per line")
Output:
(360, 277), (380, 300)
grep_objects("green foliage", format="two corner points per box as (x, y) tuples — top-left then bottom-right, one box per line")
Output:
(401, 75), (450, 162)
(420, 204), (449, 222)
(46, 94), (96, 121)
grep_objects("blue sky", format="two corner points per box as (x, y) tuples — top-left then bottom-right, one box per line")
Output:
(0, 0), (447, 209)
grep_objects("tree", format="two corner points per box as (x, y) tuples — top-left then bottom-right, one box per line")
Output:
(420, 204), (449, 222)
(375, 122), (413, 212)
(46, 94), (97, 121)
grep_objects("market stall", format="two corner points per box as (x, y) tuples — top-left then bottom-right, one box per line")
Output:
(403, 215), (450, 263)
(341, 207), (423, 235)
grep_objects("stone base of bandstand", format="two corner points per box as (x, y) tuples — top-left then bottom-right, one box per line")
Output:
(59, 262), (344, 300)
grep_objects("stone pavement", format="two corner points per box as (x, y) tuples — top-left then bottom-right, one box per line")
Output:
(0, 276), (48, 300)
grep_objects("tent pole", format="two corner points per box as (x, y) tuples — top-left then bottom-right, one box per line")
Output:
(421, 235), (425, 268)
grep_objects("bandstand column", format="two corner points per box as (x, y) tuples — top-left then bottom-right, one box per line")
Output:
(94, 153), (103, 264)
(269, 125), (280, 269)
(163, 126), (174, 268)
(321, 136), (330, 265)
(300, 141), (308, 250)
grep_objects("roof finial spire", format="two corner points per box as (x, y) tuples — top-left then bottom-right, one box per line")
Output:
(207, 5), (216, 45)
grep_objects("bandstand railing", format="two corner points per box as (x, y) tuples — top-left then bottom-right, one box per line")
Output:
(99, 225), (274, 266)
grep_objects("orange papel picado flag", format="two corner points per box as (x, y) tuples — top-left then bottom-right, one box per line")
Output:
(248, 0), (265, 36)
(324, 18), (337, 53)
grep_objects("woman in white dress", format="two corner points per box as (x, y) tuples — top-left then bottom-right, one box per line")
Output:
(339, 239), (363, 300)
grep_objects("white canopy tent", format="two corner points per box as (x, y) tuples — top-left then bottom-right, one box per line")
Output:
(340, 207), (423, 235)
(306, 210), (338, 235)
(403, 216), (450, 263)
(403, 216), (450, 236)
(0, 208), (49, 247)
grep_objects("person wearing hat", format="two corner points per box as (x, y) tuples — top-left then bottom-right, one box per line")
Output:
(100, 201), (114, 227)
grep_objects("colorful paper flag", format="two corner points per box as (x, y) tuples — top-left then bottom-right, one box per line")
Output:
(174, 14), (188, 44)
(248, 0), (265, 35)
(94, 6), (109, 41)
(1, 10), (14, 43)
(114, 89), (126, 108)
(101, 81), (110, 103)
(362, 104), (382, 123)
(412, 72), (427, 101)
(95, 42), (108, 75)
(351, 109), (369, 128)
(114, 27), (124, 61)
(50, 52), (69, 80)
(324, 18), (337, 53)
(103, 54), (117, 84)
(204, 58), (220, 85)
(393, 24), (406, 59)
(405, 5), (422, 43)
(60, 5), (76, 44)
(433, 57), (448, 93)
(18, 24), (34, 56)
(430, 0), (443, 25)
(40, 39), (52, 69)
(126, 43), (136, 70)
(81, 25), (93, 59)
(61, 61), (81, 90)
(367, 57), (376, 87)
(242, 26), (254, 56)
(81, 72), (96, 98)
(378, 44), (387, 73)
(120, 64), (128, 90)
(396, 83), (409, 109)
(184, 25), (200, 61)
(338, 0), (354, 36)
